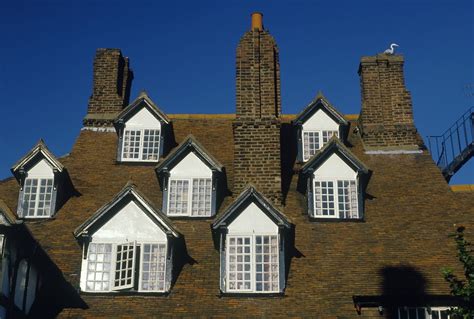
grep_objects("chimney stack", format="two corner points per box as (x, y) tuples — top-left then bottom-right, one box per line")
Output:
(358, 54), (422, 150)
(84, 48), (133, 127)
(251, 12), (263, 31)
(233, 13), (282, 205)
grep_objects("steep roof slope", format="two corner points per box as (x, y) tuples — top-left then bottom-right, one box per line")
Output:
(0, 116), (472, 317)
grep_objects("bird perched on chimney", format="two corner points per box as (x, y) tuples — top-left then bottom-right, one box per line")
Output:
(384, 43), (399, 55)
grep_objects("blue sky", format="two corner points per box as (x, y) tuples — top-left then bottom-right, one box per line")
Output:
(1, 0), (473, 183)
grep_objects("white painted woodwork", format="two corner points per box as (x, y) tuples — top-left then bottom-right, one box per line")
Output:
(25, 265), (37, 313)
(313, 153), (357, 179)
(14, 259), (28, 309)
(125, 106), (161, 128)
(302, 109), (339, 131)
(27, 159), (54, 178)
(227, 202), (278, 235)
(170, 152), (212, 179)
(92, 201), (167, 242)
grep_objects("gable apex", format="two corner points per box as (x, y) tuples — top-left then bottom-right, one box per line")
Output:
(301, 137), (369, 176)
(114, 91), (170, 130)
(294, 92), (348, 126)
(11, 139), (64, 181)
(74, 182), (180, 239)
(155, 135), (223, 175)
(212, 185), (291, 230)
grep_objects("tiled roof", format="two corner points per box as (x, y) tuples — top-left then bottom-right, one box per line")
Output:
(0, 116), (473, 317)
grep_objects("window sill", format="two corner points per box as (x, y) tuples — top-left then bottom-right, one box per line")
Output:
(308, 217), (365, 223)
(80, 290), (170, 297)
(116, 161), (158, 166)
(219, 291), (285, 298)
(166, 215), (215, 220)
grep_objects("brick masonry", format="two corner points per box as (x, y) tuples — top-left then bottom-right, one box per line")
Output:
(83, 48), (133, 127)
(233, 28), (282, 204)
(358, 54), (422, 149)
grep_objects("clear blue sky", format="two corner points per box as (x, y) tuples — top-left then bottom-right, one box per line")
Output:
(1, 0), (473, 183)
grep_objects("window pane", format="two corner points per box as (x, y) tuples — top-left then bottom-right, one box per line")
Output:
(191, 178), (212, 216)
(336, 179), (358, 218)
(255, 235), (279, 292)
(322, 130), (339, 145)
(227, 236), (252, 291)
(303, 131), (320, 161)
(114, 243), (135, 289)
(142, 129), (160, 161)
(86, 243), (112, 291)
(141, 243), (166, 291)
(168, 180), (189, 215)
(122, 130), (141, 159)
(22, 178), (53, 217)
(314, 180), (336, 217)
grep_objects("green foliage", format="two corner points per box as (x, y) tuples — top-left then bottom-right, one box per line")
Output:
(442, 226), (474, 318)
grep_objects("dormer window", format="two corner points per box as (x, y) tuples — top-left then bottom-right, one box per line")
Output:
(294, 93), (348, 162)
(303, 130), (339, 161)
(74, 183), (182, 293)
(11, 140), (72, 219)
(23, 178), (54, 217)
(122, 128), (161, 161)
(299, 138), (369, 220)
(114, 91), (172, 163)
(212, 186), (292, 294)
(156, 135), (226, 218)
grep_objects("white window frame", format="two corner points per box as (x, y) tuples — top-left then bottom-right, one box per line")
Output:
(313, 177), (358, 219)
(138, 243), (167, 292)
(167, 178), (212, 217)
(397, 307), (451, 319)
(112, 242), (136, 291)
(121, 128), (161, 162)
(22, 177), (54, 218)
(225, 234), (279, 293)
(84, 241), (167, 293)
(302, 130), (339, 161)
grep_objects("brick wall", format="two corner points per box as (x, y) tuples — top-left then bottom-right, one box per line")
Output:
(233, 26), (282, 204)
(358, 54), (421, 149)
(84, 48), (133, 127)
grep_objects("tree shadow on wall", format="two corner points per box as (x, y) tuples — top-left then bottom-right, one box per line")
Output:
(381, 266), (427, 319)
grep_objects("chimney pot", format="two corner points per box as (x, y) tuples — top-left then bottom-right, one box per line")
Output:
(251, 12), (263, 31)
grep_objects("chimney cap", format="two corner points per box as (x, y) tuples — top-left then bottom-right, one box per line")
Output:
(251, 12), (263, 31)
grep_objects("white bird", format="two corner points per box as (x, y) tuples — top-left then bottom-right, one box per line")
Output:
(384, 43), (399, 55)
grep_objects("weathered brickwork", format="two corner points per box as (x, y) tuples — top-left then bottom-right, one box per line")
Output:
(0, 15), (473, 318)
(234, 27), (282, 204)
(233, 119), (282, 204)
(235, 30), (281, 119)
(84, 48), (133, 127)
(358, 54), (422, 149)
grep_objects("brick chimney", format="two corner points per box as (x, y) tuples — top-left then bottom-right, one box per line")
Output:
(233, 13), (282, 204)
(358, 54), (422, 150)
(83, 48), (133, 127)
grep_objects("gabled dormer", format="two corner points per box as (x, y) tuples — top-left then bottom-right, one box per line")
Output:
(294, 93), (348, 162)
(212, 186), (292, 294)
(114, 91), (172, 163)
(155, 135), (226, 218)
(74, 183), (182, 293)
(299, 138), (369, 220)
(11, 140), (72, 219)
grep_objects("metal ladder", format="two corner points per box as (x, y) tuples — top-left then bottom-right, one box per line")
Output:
(427, 107), (474, 182)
